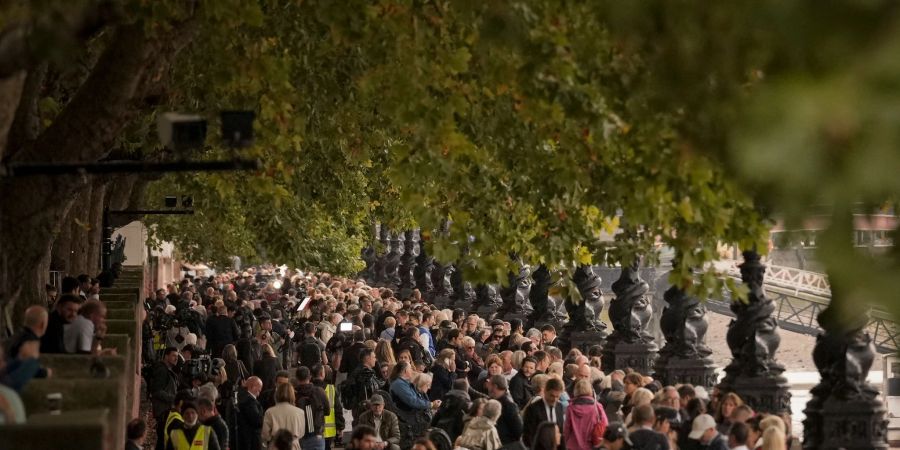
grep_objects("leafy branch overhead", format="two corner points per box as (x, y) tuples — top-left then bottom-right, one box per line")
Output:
(141, 1), (766, 299)
(11, 1), (900, 316)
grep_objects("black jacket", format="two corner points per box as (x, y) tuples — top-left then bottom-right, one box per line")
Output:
(205, 315), (239, 358)
(296, 382), (330, 436)
(346, 365), (383, 411)
(431, 389), (470, 443)
(202, 415), (229, 450)
(495, 394), (524, 445)
(508, 371), (534, 409)
(40, 311), (67, 354)
(629, 428), (671, 450)
(253, 355), (281, 390)
(522, 399), (565, 445)
(236, 389), (263, 450)
(428, 364), (456, 401)
(235, 337), (259, 375)
(342, 342), (368, 374)
(149, 362), (179, 416)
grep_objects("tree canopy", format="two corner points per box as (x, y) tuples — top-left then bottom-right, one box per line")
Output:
(3, 0), (900, 319)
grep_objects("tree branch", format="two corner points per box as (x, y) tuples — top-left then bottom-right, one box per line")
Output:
(0, 1), (121, 79)
(5, 61), (46, 159)
(24, 17), (198, 164)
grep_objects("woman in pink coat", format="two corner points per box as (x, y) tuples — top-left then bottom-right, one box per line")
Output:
(564, 379), (609, 450)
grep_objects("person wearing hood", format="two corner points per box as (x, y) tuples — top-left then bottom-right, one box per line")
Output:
(564, 379), (609, 450)
(455, 399), (503, 450)
(431, 379), (472, 443)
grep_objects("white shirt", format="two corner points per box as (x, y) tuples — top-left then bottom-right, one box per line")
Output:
(732, 446), (750, 450)
(64, 315), (94, 353)
(503, 368), (518, 381)
(544, 400), (557, 423)
(373, 415), (383, 441)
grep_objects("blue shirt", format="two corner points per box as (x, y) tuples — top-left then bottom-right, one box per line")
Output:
(390, 378), (430, 411)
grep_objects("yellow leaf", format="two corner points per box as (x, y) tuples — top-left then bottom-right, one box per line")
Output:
(576, 246), (592, 265)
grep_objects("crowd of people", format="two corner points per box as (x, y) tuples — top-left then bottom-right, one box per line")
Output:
(0, 264), (797, 450)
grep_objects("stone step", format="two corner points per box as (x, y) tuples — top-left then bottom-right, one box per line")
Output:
(106, 308), (136, 321)
(0, 409), (111, 450)
(40, 354), (127, 378)
(20, 378), (126, 450)
(102, 334), (132, 356)
(105, 319), (138, 340)
(101, 287), (141, 295)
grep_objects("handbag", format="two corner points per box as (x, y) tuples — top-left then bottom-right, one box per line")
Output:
(590, 402), (607, 447)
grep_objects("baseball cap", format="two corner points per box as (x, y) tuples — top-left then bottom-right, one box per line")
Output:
(603, 422), (632, 445)
(369, 394), (385, 405)
(688, 414), (717, 440)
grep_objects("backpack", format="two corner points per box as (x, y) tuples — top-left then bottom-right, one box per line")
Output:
(339, 379), (358, 410)
(299, 337), (322, 368)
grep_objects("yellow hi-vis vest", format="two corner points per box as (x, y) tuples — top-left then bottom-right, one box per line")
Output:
(171, 425), (210, 450)
(164, 411), (184, 449)
(324, 384), (337, 438)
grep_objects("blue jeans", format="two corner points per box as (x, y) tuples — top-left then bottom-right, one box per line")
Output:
(301, 435), (325, 450)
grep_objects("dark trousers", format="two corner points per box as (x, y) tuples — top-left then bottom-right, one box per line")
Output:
(154, 411), (167, 450)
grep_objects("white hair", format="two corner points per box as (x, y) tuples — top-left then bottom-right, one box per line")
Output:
(483, 399), (502, 421)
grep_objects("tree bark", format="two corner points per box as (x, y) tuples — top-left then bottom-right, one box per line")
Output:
(85, 178), (109, 274)
(1, 17), (198, 320)
(0, 70), (24, 157)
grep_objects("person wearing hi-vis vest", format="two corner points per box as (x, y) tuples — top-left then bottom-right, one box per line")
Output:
(168, 401), (221, 450)
(163, 390), (195, 450)
(312, 364), (345, 450)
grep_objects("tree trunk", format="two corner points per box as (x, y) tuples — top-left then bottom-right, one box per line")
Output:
(85, 179), (109, 274)
(68, 181), (95, 276)
(1, 17), (198, 323)
(0, 176), (81, 325)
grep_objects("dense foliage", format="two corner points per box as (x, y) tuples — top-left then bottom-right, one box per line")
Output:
(6, 0), (900, 317)
(142, 0), (767, 300)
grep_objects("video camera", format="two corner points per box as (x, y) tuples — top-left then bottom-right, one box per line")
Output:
(181, 350), (225, 383)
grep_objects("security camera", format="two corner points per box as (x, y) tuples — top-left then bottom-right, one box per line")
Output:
(157, 112), (207, 151)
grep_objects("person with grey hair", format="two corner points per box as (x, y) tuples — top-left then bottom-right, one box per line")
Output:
(456, 399), (503, 450)
(486, 374), (523, 446)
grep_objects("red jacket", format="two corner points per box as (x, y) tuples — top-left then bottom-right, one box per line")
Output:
(564, 395), (609, 450)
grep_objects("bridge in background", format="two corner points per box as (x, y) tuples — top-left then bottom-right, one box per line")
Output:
(706, 261), (900, 354)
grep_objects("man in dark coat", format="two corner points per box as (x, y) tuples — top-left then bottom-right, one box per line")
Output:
(40, 294), (80, 354)
(205, 304), (240, 358)
(344, 348), (384, 422)
(149, 347), (180, 450)
(521, 378), (566, 445)
(486, 374), (523, 446)
(630, 405), (671, 450)
(508, 356), (536, 409)
(236, 377), (264, 450)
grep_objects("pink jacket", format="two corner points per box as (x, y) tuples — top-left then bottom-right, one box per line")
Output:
(564, 395), (609, 450)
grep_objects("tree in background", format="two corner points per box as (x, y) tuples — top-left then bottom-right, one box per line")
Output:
(5, 0), (899, 326)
